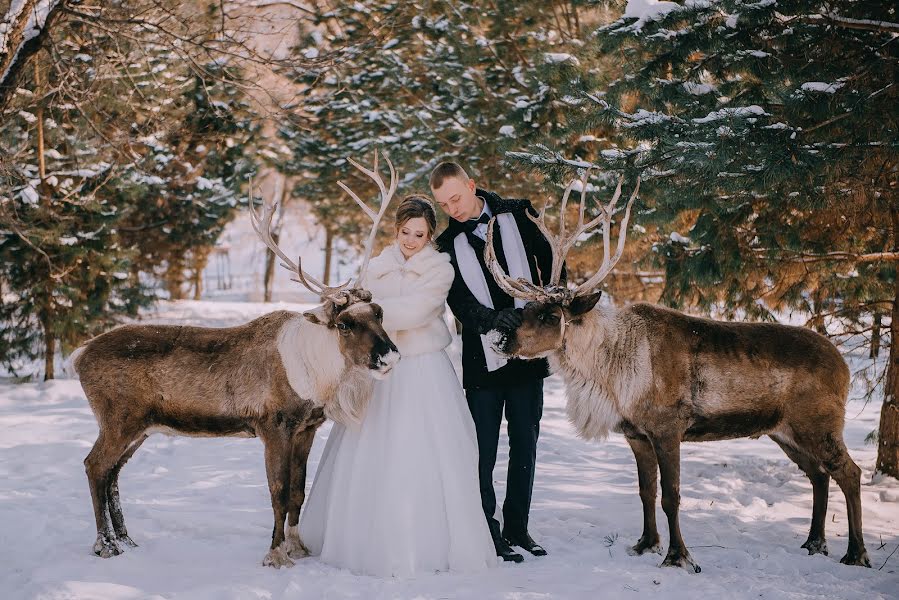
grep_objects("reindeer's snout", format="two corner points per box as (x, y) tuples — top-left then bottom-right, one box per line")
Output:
(486, 328), (515, 357)
(370, 336), (400, 379)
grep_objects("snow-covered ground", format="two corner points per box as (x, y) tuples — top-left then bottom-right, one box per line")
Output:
(1, 300), (897, 600)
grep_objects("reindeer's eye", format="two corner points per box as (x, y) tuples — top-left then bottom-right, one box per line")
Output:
(539, 312), (559, 325)
(336, 322), (351, 334)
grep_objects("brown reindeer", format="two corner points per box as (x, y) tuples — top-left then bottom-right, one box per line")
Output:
(483, 172), (871, 572)
(71, 153), (401, 567)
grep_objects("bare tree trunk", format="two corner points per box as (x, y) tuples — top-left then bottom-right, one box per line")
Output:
(0, 0), (65, 112)
(262, 175), (289, 302)
(263, 230), (279, 302)
(322, 227), (334, 286)
(165, 256), (186, 300)
(871, 312), (882, 359)
(190, 247), (212, 300)
(876, 209), (899, 478)
(809, 291), (827, 335)
(42, 314), (55, 381)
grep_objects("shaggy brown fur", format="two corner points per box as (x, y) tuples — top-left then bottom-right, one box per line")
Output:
(495, 294), (870, 572)
(73, 306), (398, 567)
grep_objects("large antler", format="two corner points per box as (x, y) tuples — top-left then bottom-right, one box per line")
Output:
(484, 170), (640, 304)
(248, 179), (352, 303)
(336, 149), (398, 288)
(572, 175), (639, 296)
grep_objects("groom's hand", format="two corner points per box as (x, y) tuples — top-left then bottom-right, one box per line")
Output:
(493, 307), (523, 332)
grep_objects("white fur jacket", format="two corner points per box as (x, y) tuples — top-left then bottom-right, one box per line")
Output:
(361, 243), (454, 357)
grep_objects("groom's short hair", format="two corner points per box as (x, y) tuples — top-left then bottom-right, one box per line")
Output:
(429, 162), (469, 190)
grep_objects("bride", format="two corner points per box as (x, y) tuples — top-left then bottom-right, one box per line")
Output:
(299, 195), (497, 577)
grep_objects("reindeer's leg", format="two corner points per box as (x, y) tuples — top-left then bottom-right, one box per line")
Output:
(625, 435), (662, 556)
(85, 430), (131, 558)
(770, 435), (830, 556)
(285, 423), (318, 559)
(804, 431), (870, 567)
(106, 434), (148, 548)
(259, 424), (293, 568)
(650, 434), (699, 573)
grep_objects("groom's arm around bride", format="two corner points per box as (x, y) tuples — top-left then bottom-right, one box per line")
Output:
(430, 161), (564, 562)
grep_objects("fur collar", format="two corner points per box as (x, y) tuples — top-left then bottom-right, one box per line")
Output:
(367, 243), (449, 280)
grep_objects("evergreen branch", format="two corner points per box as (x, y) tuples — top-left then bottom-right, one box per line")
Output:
(797, 14), (899, 35)
(752, 250), (899, 264)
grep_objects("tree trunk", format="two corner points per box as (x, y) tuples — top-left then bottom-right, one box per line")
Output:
(810, 291), (827, 335)
(192, 264), (203, 300)
(42, 314), (55, 381)
(870, 312), (882, 359)
(0, 0), (65, 112)
(876, 209), (899, 478)
(191, 248), (210, 300)
(322, 227), (334, 286)
(165, 256), (186, 300)
(263, 231), (279, 302)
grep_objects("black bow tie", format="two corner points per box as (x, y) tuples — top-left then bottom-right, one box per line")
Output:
(461, 213), (491, 234)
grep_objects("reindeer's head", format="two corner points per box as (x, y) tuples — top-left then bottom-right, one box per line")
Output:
(250, 151), (402, 379)
(485, 172), (640, 360)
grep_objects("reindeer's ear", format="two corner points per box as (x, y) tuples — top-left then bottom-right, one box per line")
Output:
(303, 304), (332, 327)
(566, 291), (602, 317)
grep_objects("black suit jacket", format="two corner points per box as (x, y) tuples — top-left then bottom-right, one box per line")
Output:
(435, 189), (564, 390)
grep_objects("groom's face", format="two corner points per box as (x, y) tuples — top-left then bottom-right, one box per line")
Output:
(431, 176), (482, 222)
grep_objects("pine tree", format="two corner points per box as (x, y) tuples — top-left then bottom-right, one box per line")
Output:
(0, 54), (153, 379)
(0, 2), (262, 376)
(515, 1), (898, 476)
(279, 0), (604, 249)
(113, 60), (260, 299)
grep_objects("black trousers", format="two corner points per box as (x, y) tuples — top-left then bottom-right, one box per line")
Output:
(466, 379), (543, 540)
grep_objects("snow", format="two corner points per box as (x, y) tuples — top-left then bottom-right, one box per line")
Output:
(669, 231), (691, 244)
(18, 184), (38, 205)
(801, 81), (845, 94)
(543, 53), (580, 66)
(0, 300), (896, 598)
(692, 105), (768, 124)
(499, 125), (515, 137)
(682, 81), (715, 95)
(623, 0), (679, 30)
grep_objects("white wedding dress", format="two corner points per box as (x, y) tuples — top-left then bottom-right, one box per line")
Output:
(299, 244), (496, 577)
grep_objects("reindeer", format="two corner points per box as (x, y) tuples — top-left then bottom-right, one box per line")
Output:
(71, 153), (401, 568)
(483, 172), (871, 573)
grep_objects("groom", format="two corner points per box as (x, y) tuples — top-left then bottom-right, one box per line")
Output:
(431, 162), (563, 563)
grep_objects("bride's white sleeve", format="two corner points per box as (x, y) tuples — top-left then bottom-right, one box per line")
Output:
(376, 261), (454, 332)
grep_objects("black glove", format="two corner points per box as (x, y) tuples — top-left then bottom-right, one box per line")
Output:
(492, 307), (523, 332)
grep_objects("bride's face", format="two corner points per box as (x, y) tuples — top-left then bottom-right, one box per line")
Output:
(397, 217), (430, 259)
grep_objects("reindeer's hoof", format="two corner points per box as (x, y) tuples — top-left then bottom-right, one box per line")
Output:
(262, 544), (295, 569)
(627, 537), (662, 556)
(661, 551), (700, 573)
(801, 537), (828, 556)
(840, 550), (871, 568)
(93, 535), (123, 558)
(285, 526), (310, 559)
(307, 407), (327, 428)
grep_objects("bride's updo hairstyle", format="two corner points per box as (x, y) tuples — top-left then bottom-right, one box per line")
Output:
(394, 194), (437, 239)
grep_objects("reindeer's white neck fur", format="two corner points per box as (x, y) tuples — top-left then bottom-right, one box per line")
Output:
(551, 305), (651, 440)
(277, 317), (372, 426)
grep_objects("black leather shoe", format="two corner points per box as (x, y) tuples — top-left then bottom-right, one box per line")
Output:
(493, 537), (524, 563)
(504, 531), (547, 556)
